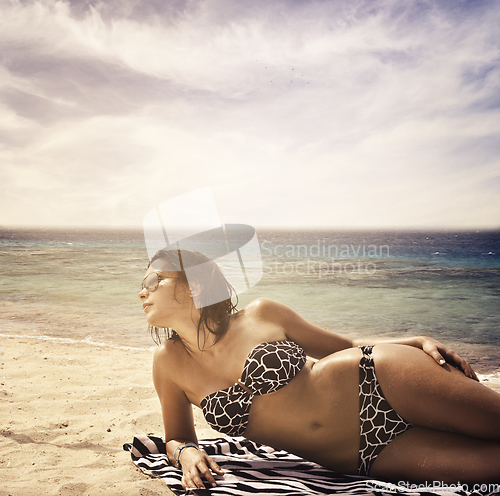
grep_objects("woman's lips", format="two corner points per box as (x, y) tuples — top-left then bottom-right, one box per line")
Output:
(143, 303), (152, 311)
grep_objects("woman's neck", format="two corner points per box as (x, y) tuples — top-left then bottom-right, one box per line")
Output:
(172, 309), (219, 355)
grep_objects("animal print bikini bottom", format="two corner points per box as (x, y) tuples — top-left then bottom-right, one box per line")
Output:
(358, 345), (413, 476)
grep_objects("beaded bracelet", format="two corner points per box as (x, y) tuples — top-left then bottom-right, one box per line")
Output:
(173, 442), (199, 468)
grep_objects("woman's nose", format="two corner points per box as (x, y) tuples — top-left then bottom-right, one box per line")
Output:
(138, 287), (149, 299)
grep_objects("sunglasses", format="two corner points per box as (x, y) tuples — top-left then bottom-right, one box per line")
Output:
(141, 272), (178, 292)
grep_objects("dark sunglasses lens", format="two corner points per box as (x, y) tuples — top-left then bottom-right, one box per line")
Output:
(142, 272), (159, 291)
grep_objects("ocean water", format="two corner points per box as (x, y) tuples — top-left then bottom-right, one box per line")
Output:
(1, 227), (499, 373)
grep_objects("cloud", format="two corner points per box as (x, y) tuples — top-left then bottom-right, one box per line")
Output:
(0, 0), (498, 227)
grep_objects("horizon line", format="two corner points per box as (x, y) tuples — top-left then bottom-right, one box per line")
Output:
(1, 224), (499, 232)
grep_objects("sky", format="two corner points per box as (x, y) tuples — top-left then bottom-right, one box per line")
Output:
(0, 0), (499, 229)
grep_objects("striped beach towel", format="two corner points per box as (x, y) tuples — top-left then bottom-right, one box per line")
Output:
(124, 435), (496, 496)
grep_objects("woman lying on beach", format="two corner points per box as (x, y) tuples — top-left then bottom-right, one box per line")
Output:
(138, 249), (500, 490)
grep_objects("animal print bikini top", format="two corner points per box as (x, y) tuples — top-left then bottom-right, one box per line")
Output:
(200, 340), (307, 437)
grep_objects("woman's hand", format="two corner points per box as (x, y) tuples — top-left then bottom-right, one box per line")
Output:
(179, 446), (224, 490)
(419, 336), (479, 381)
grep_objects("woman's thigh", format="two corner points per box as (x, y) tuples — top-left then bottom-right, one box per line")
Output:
(370, 426), (500, 484)
(371, 344), (500, 441)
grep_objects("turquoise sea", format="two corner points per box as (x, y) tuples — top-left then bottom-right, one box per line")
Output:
(1, 227), (499, 374)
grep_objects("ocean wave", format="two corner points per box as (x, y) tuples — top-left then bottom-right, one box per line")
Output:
(0, 332), (153, 352)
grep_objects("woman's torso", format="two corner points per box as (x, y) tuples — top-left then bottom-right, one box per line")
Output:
(169, 304), (363, 473)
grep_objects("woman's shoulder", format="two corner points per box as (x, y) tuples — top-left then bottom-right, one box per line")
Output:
(243, 298), (295, 322)
(152, 339), (184, 375)
(244, 297), (280, 313)
(152, 340), (192, 398)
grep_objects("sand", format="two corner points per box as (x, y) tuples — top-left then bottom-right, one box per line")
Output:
(1, 334), (499, 496)
(0, 335), (219, 496)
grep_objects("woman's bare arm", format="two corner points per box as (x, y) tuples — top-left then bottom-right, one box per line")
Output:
(253, 298), (477, 380)
(251, 298), (353, 357)
(152, 343), (224, 489)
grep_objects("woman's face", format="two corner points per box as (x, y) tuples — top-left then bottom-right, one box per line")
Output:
(138, 266), (191, 327)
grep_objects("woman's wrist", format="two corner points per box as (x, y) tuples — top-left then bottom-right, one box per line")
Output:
(173, 442), (199, 468)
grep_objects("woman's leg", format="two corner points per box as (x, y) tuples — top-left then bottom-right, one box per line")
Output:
(372, 344), (500, 440)
(370, 426), (500, 484)
(368, 344), (500, 482)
